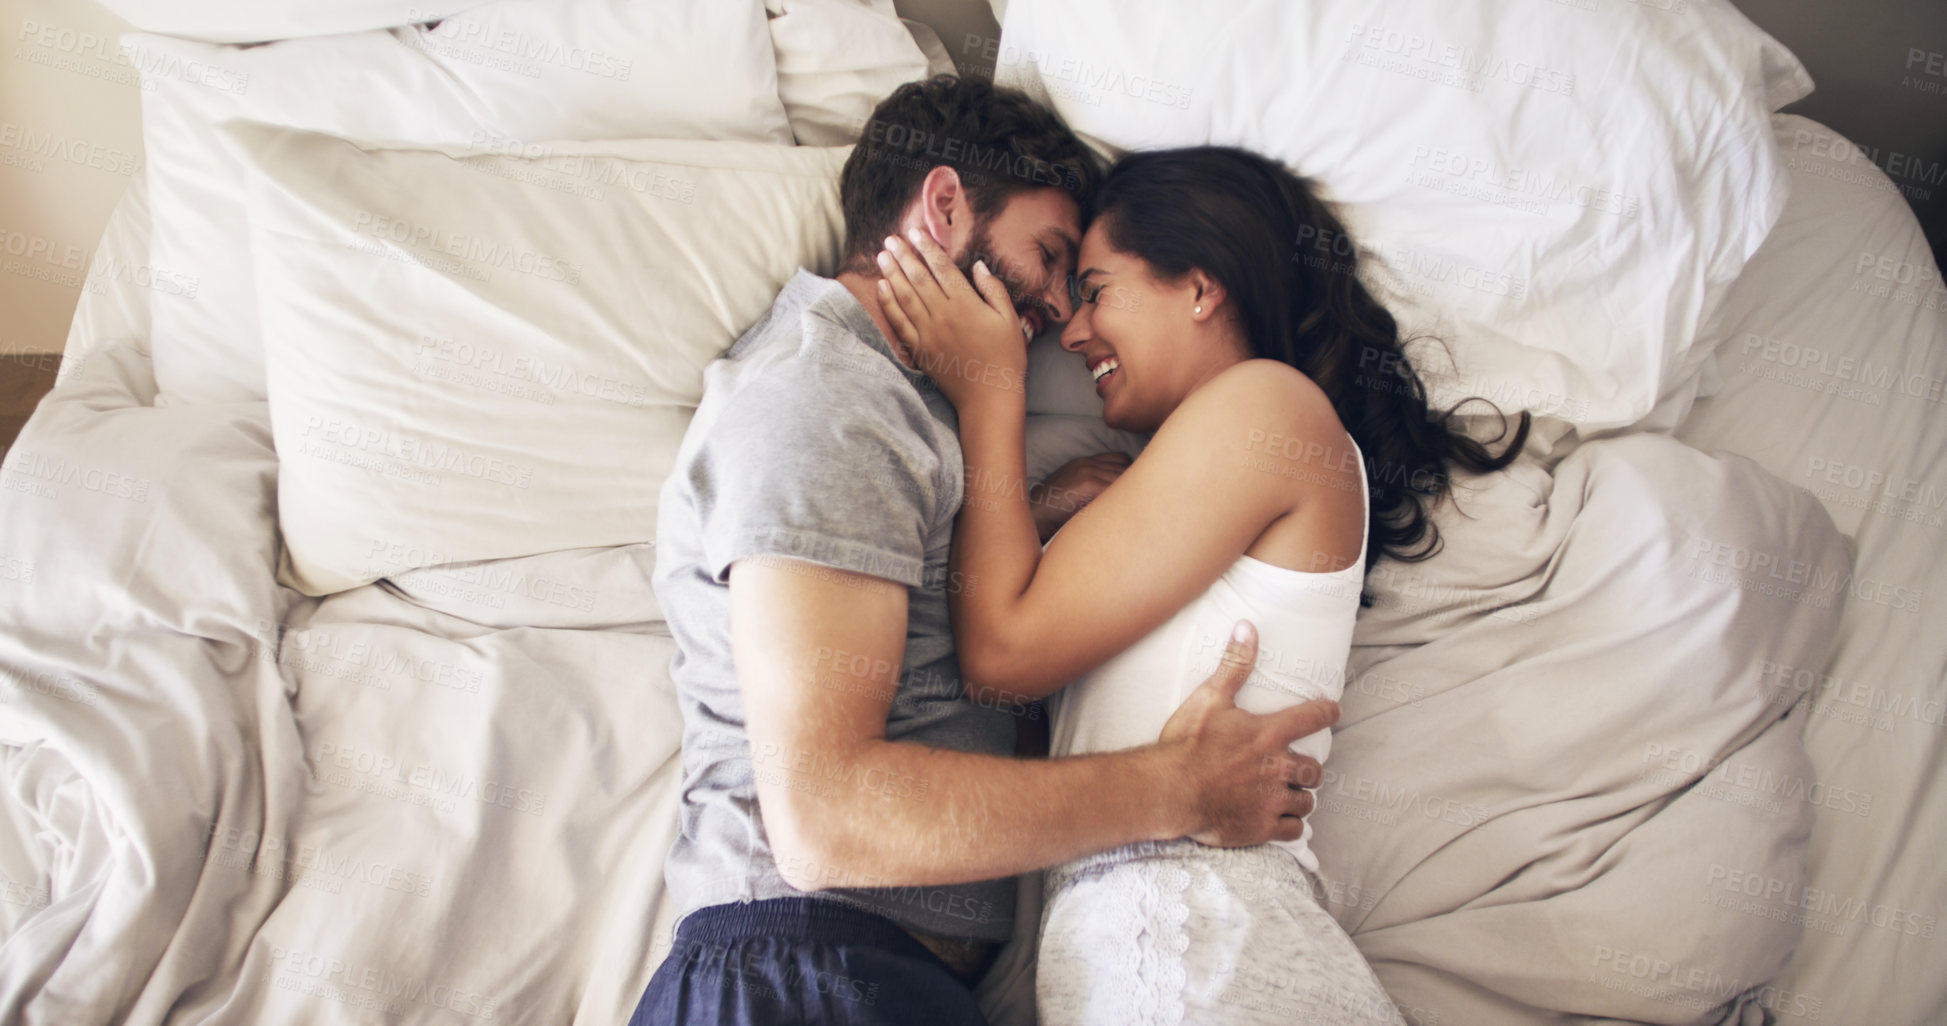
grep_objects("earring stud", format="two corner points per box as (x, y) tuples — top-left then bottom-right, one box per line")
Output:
(1194, 304), (1203, 315)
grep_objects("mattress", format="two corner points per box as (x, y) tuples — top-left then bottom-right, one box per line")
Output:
(7, 108), (1943, 1025)
(1669, 114), (1947, 1026)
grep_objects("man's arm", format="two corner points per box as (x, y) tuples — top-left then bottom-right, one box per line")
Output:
(733, 555), (1334, 891)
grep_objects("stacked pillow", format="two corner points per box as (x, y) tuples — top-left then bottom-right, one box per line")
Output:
(132, 0), (794, 405)
(131, 0), (958, 407)
(222, 123), (850, 594)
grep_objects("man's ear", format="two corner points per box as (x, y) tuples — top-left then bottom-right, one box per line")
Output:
(914, 165), (972, 255)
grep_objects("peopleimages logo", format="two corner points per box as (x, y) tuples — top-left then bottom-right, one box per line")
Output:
(0, 121), (139, 175)
(297, 415), (536, 490)
(265, 946), (499, 1020)
(864, 122), (1084, 190)
(1342, 22), (1576, 96)
(348, 212), (582, 285)
(1704, 864), (1936, 938)
(1588, 944), (1822, 1021)
(1757, 659), (1944, 733)
(974, 39), (1194, 110)
(1682, 534), (1923, 613)
(414, 333), (650, 408)
(1405, 145), (1637, 218)
(405, 6), (633, 81)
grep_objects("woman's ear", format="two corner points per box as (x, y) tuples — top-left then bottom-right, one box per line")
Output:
(1188, 270), (1226, 322)
(914, 165), (972, 255)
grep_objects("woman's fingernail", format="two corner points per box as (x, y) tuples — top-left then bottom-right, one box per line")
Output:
(907, 227), (924, 245)
(974, 260), (988, 276)
(1231, 620), (1254, 643)
(876, 251), (891, 266)
(885, 235), (902, 250)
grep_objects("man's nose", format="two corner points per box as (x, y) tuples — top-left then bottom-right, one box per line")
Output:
(1041, 277), (1074, 325)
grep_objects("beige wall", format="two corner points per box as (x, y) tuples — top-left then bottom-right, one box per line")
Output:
(1731, 0), (1947, 262)
(0, 0), (140, 357)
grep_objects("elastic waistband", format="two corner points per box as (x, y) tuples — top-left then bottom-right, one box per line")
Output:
(1047, 838), (1310, 894)
(673, 897), (942, 965)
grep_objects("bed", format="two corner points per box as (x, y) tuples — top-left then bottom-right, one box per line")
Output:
(0, 0), (1940, 1024)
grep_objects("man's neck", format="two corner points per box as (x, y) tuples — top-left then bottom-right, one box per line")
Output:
(835, 269), (920, 371)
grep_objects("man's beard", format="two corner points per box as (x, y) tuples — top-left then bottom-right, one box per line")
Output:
(959, 220), (1052, 333)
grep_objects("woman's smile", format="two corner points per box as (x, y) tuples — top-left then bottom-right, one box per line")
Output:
(1088, 355), (1121, 395)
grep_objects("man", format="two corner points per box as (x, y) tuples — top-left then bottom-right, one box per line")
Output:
(631, 77), (1336, 1025)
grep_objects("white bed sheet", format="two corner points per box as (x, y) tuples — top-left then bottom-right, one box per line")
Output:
(6, 108), (1942, 1025)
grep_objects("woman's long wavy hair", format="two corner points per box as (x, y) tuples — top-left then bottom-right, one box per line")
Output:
(1094, 147), (1529, 600)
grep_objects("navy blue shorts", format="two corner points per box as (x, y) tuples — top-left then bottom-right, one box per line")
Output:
(628, 898), (991, 1025)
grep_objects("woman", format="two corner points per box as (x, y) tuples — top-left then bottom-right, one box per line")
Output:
(874, 147), (1527, 1025)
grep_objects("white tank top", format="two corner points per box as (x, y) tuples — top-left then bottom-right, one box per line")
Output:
(1047, 437), (1369, 875)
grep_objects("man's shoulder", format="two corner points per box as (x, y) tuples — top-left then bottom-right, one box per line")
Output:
(716, 289), (921, 414)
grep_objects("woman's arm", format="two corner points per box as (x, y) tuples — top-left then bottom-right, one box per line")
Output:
(877, 230), (1351, 700)
(947, 360), (1341, 699)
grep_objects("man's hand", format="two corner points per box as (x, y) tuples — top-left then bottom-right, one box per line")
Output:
(735, 562), (1331, 887)
(1029, 451), (1132, 543)
(1157, 619), (1337, 847)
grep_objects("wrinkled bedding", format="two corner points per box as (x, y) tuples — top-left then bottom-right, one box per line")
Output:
(0, 322), (1853, 1026)
(974, 434), (1851, 1026)
(1322, 434), (1850, 1025)
(0, 141), (1884, 1026)
(0, 341), (690, 1023)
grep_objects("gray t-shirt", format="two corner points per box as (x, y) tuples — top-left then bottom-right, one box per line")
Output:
(652, 268), (1017, 943)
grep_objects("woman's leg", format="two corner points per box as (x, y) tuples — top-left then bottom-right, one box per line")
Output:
(1036, 847), (1189, 1026)
(1037, 841), (1405, 1026)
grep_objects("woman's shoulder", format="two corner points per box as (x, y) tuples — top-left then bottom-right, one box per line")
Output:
(1172, 358), (1344, 444)
(1160, 359), (1361, 502)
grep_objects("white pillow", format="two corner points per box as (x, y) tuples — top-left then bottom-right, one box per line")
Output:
(222, 122), (848, 595)
(91, 0), (488, 43)
(995, 0), (1813, 431)
(764, 0), (937, 145)
(132, 0), (792, 406)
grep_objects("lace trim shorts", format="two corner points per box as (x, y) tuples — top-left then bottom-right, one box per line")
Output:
(1036, 838), (1408, 1026)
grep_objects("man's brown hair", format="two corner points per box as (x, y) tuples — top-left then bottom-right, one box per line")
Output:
(838, 75), (1102, 273)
